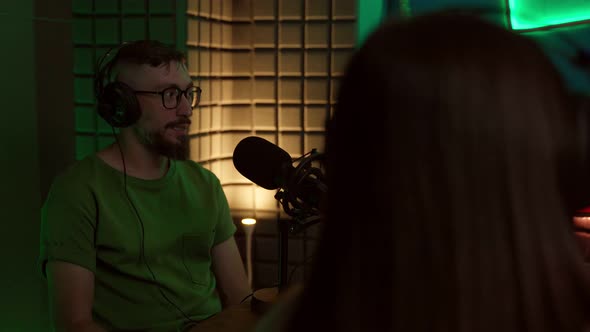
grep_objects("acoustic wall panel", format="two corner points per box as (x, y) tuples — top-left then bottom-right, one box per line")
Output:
(188, 0), (355, 223)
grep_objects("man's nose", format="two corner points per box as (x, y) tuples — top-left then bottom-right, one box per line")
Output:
(176, 94), (193, 117)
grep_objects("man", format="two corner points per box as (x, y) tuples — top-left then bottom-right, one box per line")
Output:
(39, 40), (251, 332)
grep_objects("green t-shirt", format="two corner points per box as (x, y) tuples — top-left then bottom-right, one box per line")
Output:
(39, 154), (237, 331)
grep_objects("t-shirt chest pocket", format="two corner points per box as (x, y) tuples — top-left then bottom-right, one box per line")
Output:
(182, 230), (216, 286)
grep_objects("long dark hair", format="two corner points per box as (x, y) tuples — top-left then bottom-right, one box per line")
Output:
(287, 12), (590, 332)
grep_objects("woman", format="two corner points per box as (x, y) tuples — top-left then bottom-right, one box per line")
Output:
(257, 11), (590, 332)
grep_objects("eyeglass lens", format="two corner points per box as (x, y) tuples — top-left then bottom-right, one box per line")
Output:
(162, 87), (200, 108)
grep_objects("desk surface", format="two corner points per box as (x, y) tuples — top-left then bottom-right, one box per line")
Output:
(186, 287), (292, 332)
(186, 301), (261, 332)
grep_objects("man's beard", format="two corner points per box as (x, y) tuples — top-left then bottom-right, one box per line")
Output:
(134, 126), (190, 160)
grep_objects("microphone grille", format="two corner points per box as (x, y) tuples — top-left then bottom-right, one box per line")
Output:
(232, 136), (292, 190)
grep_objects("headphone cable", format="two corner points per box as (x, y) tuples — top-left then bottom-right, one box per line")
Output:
(112, 128), (198, 325)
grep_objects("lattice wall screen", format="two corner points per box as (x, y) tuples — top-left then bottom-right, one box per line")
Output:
(187, 0), (356, 220)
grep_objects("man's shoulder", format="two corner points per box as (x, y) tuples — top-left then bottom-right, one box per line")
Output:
(50, 154), (101, 192)
(57, 154), (98, 178)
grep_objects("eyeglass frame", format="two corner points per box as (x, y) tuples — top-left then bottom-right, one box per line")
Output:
(133, 86), (202, 109)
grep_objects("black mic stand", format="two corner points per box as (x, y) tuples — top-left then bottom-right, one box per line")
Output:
(250, 202), (321, 314)
(277, 212), (321, 291)
(251, 150), (325, 314)
(278, 217), (290, 293)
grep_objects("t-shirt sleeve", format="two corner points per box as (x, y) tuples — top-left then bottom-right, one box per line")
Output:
(212, 177), (236, 245)
(38, 174), (98, 278)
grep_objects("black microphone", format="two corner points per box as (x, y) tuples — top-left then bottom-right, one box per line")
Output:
(232, 136), (326, 217)
(232, 136), (295, 190)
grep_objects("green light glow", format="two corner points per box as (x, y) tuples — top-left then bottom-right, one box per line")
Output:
(357, 0), (386, 47)
(509, 0), (590, 30)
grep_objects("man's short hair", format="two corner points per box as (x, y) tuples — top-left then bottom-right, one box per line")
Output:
(114, 40), (186, 68)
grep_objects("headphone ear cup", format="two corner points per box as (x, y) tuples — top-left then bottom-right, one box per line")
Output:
(97, 81), (141, 128)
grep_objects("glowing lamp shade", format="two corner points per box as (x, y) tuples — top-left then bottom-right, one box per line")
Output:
(509, 0), (590, 30)
(241, 218), (257, 226)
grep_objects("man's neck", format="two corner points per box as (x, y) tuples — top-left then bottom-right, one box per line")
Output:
(99, 136), (170, 180)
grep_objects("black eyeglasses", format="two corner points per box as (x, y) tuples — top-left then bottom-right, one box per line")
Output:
(134, 86), (202, 109)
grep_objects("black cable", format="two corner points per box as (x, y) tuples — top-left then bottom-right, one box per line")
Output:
(239, 293), (254, 304)
(112, 127), (197, 325)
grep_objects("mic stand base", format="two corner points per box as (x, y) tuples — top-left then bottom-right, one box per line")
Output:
(250, 287), (279, 314)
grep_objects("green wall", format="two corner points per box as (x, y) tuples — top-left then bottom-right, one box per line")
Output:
(0, 1), (44, 330)
(509, 0), (590, 30)
(0, 0), (73, 330)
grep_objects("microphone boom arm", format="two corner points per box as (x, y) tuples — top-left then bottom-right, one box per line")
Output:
(274, 149), (326, 234)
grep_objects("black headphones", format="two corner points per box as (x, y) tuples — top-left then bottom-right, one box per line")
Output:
(94, 42), (142, 128)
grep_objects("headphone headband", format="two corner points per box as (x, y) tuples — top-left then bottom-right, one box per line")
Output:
(94, 42), (141, 128)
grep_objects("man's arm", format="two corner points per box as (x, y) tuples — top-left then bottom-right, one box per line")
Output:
(46, 261), (108, 332)
(211, 236), (251, 307)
